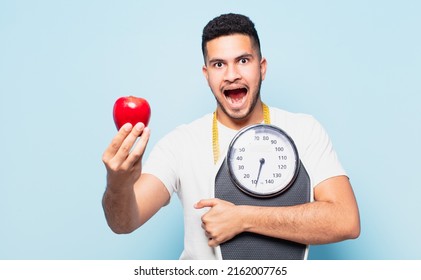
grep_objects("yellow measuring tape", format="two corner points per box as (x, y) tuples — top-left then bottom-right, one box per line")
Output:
(212, 103), (271, 164)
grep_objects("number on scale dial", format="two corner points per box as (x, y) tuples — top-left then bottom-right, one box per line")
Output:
(227, 124), (299, 198)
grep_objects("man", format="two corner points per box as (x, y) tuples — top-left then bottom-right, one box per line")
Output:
(102, 13), (360, 260)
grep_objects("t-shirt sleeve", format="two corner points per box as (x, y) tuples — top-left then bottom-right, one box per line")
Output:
(301, 116), (347, 188)
(142, 129), (182, 197)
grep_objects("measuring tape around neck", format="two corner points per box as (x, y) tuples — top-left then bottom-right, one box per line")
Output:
(212, 103), (271, 164)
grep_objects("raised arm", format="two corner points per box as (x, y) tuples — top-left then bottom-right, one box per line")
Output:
(102, 122), (170, 234)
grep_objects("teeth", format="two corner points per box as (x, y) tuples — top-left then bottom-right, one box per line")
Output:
(228, 95), (243, 103)
(226, 94), (246, 106)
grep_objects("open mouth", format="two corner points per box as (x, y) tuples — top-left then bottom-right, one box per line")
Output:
(224, 87), (248, 106)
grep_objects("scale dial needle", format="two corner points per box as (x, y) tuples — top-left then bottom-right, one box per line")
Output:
(255, 158), (265, 187)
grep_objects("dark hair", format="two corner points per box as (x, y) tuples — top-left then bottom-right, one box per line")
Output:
(201, 13), (261, 61)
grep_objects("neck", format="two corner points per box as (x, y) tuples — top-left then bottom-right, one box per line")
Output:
(216, 101), (264, 130)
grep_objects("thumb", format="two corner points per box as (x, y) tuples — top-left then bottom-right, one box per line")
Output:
(194, 198), (219, 209)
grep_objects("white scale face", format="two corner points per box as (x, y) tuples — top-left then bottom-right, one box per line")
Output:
(227, 124), (299, 198)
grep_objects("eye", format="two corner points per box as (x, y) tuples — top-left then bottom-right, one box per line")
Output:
(239, 58), (249, 64)
(213, 62), (224, 68)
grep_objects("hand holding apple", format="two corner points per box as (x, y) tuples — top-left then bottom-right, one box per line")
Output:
(103, 96), (152, 229)
(113, 96), (151, 130)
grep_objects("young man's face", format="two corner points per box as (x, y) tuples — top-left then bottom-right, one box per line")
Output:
(202, 34), (267, 128)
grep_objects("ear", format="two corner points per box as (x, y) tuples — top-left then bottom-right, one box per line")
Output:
(260, 57), (267, 81)
(202, 65), (209, 82)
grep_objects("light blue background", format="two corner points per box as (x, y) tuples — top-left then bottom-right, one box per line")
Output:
(1, 0), (420, 260)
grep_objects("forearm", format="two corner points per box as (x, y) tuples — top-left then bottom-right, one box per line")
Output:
(240, 200), (360, 245)
(101, 123), (152, 234)
(102, 184), (142, 234)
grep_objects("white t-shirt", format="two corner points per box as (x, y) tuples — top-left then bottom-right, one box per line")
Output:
(143, 107), (346, 260)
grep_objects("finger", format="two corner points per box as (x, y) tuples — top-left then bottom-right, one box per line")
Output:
(102, 123), (133, 162)
(194, 198), (219, 209)
(204, 230), (211, 239)
(201, 223), (213, 239)
(208, 237), (220, 247)
(114, 123), (146, 166)
(125, 125), (151, 167)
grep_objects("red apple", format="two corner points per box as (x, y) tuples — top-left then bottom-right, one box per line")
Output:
(113, 96), (151, 130)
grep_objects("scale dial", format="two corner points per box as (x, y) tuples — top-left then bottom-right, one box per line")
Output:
(227, 124), (299, 198)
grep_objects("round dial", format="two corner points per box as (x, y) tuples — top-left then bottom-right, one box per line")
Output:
(227, 124), (299, 198)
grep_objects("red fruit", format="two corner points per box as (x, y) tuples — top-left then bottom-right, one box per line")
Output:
(113, 96), (151, 130)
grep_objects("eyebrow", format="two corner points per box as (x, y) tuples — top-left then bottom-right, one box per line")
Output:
(207, 53), (254, 65)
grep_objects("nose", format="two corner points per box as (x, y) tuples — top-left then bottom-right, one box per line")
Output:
(224, 64), (241, 82)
